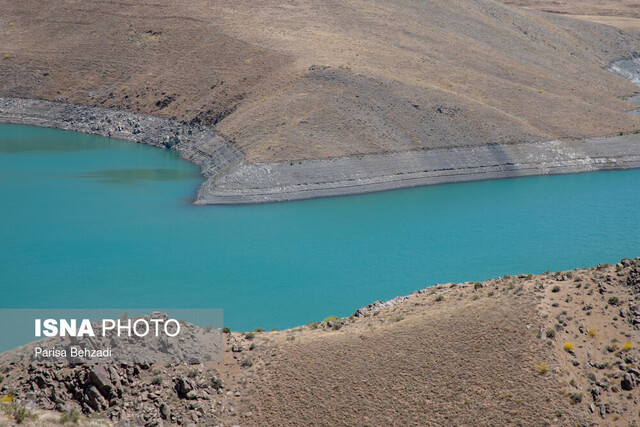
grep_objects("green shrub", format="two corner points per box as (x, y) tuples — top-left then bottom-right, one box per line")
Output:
(435, 295), (444, 302)
(608, 296), (620, 306)
(60, 409), (81, 424)
(244, 331), (255, 340)
(253, 328), (265, 333)
(240, 358), (253, 367)
(1, 403), (37, 424)
(323, 316), (339, 322)
(551, 286), (560, 293)
(151, 376), (163, 385)
(211, 377), (224, 390)
(222, 326), (231, 334)
(187, 368), (198, 378)
(474, 282), (483, 290)
(308, 322), (320, 329)
(546, 330), (555, 339)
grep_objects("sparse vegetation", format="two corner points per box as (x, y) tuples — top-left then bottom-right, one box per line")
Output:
(588, 328), (596, 337)
(222, 326), (231, 334)
(569, 392), (582, 404)
(1, 402), (37, 424)
(151, 376), (163, 385)
(535, 363), (548, 374)
(563, 342), (574, 352)
(551, 286), (560, 293)
(435, 295), (444, 302)
(608, 296), (620, 306)
(60, 409), (81, 424)
(323, 316), (339, 322)
(546, 330), (555, 339)
(211, 377), (224, 390)
(622, 341), (633, 351)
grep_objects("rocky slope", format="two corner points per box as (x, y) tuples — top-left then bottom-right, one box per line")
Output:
(2, 258), (640, 425)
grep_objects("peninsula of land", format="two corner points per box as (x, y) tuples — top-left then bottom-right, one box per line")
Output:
(2, 0), (640, 203)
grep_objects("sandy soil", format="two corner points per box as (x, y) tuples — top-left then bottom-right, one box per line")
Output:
(2, 0), (640, 163)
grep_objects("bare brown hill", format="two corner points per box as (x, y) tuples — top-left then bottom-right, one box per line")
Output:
(2, 0), (640, 163)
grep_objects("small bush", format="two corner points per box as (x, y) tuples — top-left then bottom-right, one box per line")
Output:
(332, 320), (344, 330)
(60, 409), (81, 424)
(308, 322), (320, 329)
(244, 331), (255, 340)
(0, 375), (3, 384)
(536, 363), (548, 374)
(222, 326), (231, 334)
(253, 328), (265, 333)
(12, 405), (36, 424)
(472, 295), (478, 300)
(608, 296), (620, 306)
(551, 286), (560, 293)
(151, 376), (163, 385)
(474, 282), (483, 290)
(564, 342), (574, 352)
(435, 295), (444, 302)
(588, 328), (596, 337)
(211, 378), (224, 390)
(1, 403), (36, 424)
(569, 392), (582, 404)
(323, 316), (339, 322)
(622, 341), (633, 351)
(546, 330), (555, 339)
(240, 358), (253, 367)
(187, 368), (198, 378)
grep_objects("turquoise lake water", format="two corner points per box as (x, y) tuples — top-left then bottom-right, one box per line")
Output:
(1, 123), (639, 331)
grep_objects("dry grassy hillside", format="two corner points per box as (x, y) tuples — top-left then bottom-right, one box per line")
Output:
(2, 0), (640, 162)
(501, 0), (640, 32)
(237, 260), (640, 426)
(1, 260), (639, 425)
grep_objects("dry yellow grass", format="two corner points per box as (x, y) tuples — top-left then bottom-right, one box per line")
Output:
(1, 0), (640, 163)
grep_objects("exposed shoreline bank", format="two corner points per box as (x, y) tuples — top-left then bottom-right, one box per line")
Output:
(1, 58), (640, 205)
(2, 96), (640, 205)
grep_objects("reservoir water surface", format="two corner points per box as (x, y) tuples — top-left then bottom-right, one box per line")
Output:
(1, 124), (639, 331)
